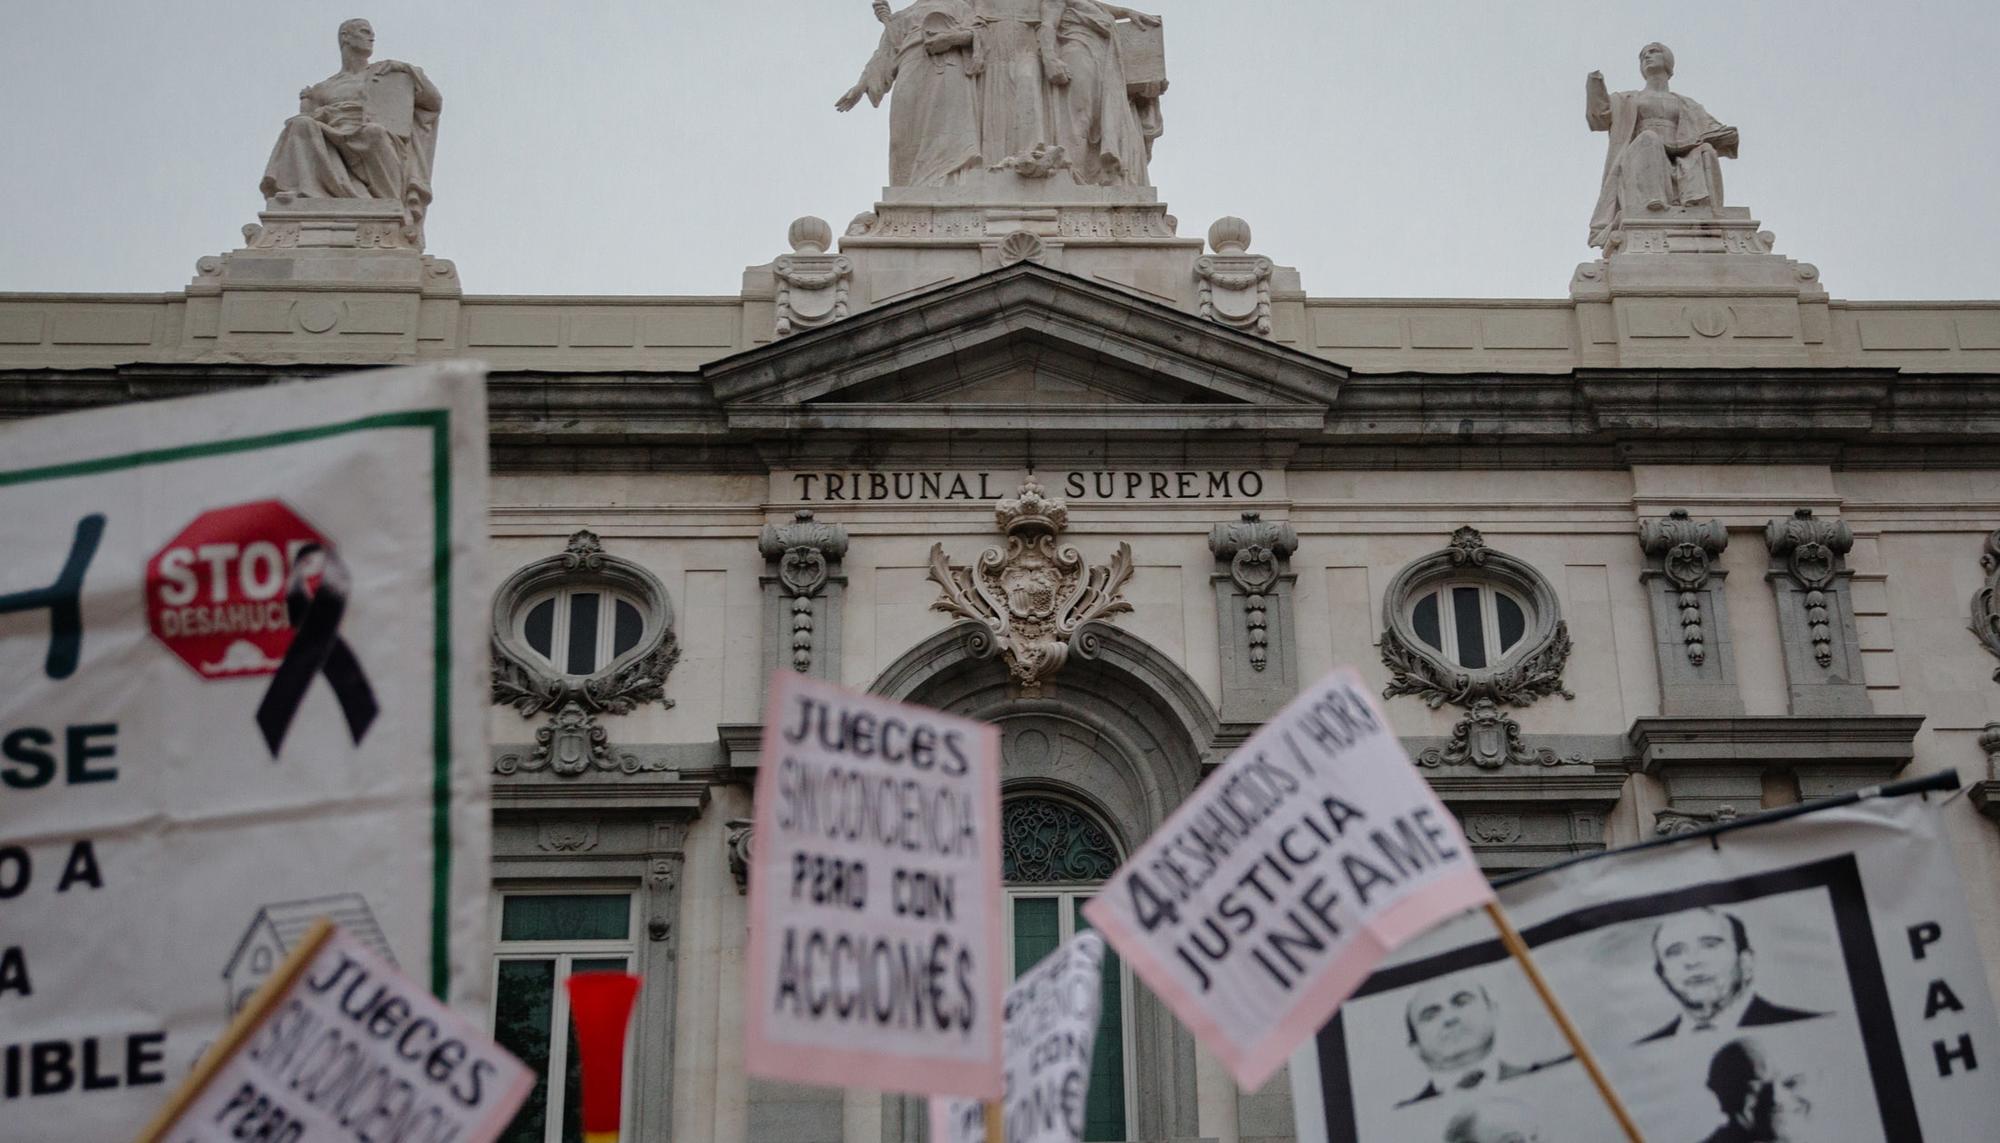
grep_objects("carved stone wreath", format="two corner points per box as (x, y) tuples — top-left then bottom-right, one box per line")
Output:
(1971, 528), (2000, 682)
(1379, 526), (1574, 710)
(491, 530), (680, 721)
(928, 478), (1134, 697)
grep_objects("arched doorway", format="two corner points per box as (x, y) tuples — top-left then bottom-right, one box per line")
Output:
(872, 625), (1217, 1141)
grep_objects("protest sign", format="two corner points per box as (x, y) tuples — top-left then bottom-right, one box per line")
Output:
(1293, 782), (2000, 1143)
(139, 920), (532, 1142)
(1082, 668), (1492, 1089)
(743, 671), (1005, 1098)
(0, 365), (493, 1138)
(932, 931), (1108, 1143)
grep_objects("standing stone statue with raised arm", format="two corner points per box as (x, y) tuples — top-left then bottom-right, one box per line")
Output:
(1585, 43), (1738, 249)
(260, 19), (442, 246)
(836, 0), (983, 187)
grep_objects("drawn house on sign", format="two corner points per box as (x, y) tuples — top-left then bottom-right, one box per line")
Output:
(223, 894), (396, 1016)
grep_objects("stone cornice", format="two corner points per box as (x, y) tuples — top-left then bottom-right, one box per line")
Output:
(1627, 715), (1925, 772)
(492, 780), (711, 815)
(9, 361), (2000, 472)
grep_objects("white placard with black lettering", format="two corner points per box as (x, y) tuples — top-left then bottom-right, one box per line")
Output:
(1082, 668), (1494, 1090)
(932, 931), (1108, 1143)
(743, 671), (1005, 1098)
(1292, 792), (2000, 1143)
(0, 365), (492, 1136)
(149, 925), (531, 1142)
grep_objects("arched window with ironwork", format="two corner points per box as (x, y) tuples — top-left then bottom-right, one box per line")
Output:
(1001, 794), (1133, 1141)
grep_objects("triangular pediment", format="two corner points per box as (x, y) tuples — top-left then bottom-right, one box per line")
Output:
(704, 263), (1343, 433)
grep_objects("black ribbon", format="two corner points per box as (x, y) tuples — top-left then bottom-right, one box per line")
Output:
(255, 543), (379, 757)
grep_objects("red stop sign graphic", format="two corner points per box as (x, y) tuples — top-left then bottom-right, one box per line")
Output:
(146, 500), (328, 680)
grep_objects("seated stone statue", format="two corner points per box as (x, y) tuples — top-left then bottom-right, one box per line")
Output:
(259, 18), (442, 245)
(1586, 42), (1737, 249)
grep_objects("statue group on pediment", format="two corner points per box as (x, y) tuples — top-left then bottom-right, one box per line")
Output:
(836, 0), (1167, 188)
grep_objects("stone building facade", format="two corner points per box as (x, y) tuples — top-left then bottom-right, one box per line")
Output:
(6, 16), (2000, 1143)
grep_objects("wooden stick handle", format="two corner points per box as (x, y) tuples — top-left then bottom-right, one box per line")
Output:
(135, 918), (336, 1143)
(1483, 902), (1646, 1143)
(984, 1101), (1003, 1143)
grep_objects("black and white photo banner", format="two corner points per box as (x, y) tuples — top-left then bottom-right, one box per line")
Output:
(1293, 787), (2000, 1143)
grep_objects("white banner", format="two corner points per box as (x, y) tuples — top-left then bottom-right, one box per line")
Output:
(1084, 668), (1493, 1089)
(743, 671), (1005, 1098)
(0, 365), (492, 1138)
(1293, 792), (2000, 1143)
(143, 923), (531, 1142)
(932, 931), (1108, 1143)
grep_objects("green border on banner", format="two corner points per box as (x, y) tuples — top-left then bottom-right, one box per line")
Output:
(1, 409), (458, 997)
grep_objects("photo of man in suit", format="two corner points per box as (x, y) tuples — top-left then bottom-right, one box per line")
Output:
(1699, 1037), (1814, 1143)
(1396, 973), (1569, 1106)
(1637, 907), (1823, 1043)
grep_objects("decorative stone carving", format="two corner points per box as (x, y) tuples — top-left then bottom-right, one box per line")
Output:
(993, 143), (1068, 179)
(259, 19), (441, 248)
(1972, 530), (2000, 682)
(1585, 43), (1738, 252)
(492, 703), (672, 779)
(536, 820), (600, 853)
(725, 819), (754, 894)
(491, 530), (679, 718)
(773, 217), (853, 338)
(1654, 804), (1739, 837)
(1639, 509), (1729, 666)
(996, 230), (1048, 266)
(1446, 525), (1488, 566)
(1195, 217), (1274, 336)
(1379, 527), (1575, 710)
(927, 477), (1134, 696)
(759, 509), (850, 673)
(490, 703), (663, 778)
(1765, 509), (1854, 668)
(1983, 723), (2000, 778)
(1207, 511), (1296, 672)
(1463, 814), (1523, 846)
(1416, 700), (1569, 769)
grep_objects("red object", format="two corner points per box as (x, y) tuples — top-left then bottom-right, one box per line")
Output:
(145, 499), (327, 680)
(566, 971), (641, 1140)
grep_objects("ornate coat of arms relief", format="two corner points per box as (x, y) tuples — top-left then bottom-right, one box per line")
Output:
(927, 478), (1135, 695)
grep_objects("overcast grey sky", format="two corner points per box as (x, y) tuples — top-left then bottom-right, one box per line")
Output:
(3, 1), (1996, 299)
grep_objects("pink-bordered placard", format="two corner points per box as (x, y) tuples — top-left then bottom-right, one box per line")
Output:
(743, 669), (1006, 1100)
(1082, 666), (1495, 1090)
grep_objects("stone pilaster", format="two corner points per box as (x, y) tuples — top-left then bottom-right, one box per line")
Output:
(1207, 511), (1298, 725)
(1638, 508), (1744, 715)
(1764, 508), (1870, 715)
(757, 509), (849, 685)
